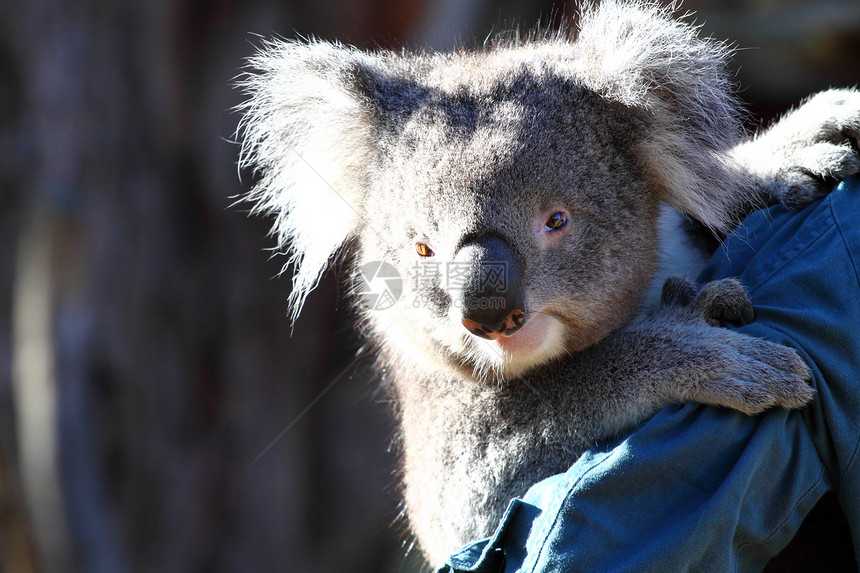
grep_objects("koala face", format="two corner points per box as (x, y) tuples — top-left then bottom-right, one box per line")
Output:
(358, 65), (661, 379)
(239, 0), (753, 383)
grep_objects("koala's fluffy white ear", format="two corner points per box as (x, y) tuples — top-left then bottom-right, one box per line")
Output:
(238, 40), (375, 321)
(573, 0), (754, 232)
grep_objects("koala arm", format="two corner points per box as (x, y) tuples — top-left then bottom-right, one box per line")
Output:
(429, 277), (817, 556)
(731, 88), (860, 212)
(533, 278), (813, 443)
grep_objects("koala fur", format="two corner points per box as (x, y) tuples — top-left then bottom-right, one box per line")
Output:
(238, 0), (860, 564)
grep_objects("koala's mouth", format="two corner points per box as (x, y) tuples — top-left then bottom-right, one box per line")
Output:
(469, 311), (566, 374)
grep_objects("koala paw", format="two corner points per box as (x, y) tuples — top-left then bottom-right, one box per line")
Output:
(762, 88), (860, 209)
(660, 277), (754, 326)
(657, 277), (813, 414)
(776, 143), (860, 210)
(697, 331), (814, 414)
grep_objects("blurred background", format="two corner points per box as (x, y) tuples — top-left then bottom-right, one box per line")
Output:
(0, 0), (858, 572)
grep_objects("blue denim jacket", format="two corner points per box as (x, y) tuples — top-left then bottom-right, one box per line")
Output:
(439, 178), (860, 573)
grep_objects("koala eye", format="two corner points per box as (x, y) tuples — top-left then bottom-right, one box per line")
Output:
(415, 241), (435, 257)
(545, 212), (568, 231)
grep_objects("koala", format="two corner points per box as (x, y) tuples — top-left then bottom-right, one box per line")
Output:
(237, 0), (860, 565)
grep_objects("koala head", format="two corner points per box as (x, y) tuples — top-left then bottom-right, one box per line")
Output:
(238, 0), (752, 381)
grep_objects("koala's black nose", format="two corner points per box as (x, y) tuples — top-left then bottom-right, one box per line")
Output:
(453, 235), (525, 336)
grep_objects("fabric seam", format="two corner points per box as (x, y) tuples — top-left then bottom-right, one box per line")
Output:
(829, 198), (860, 483)
(526, 453), (618, 572)
(733, 464), (827, 573)
(747, 220), (835, 295)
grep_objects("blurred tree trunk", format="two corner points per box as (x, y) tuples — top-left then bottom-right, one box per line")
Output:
(0, 0), (422, 571)
(0, 438), (41, 572)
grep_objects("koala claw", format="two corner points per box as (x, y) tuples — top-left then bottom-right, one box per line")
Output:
(668, 327), (816, 415)
(661, 277), (754, 325)
(660, 276), (699, 307)
(760, 88), (860, 210)
(713, 376), (813, 415)
(656, 276), (813, 414)
(695, 279), (755, 326)
(707, 333), (815, 414)
(777, 145), (860, 210)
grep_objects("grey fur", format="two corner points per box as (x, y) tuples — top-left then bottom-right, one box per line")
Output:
(237, 0), (860, 564)
(733, 88), (860, 210)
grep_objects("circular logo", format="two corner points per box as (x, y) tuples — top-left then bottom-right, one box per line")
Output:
(355, 260), (403, 311)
